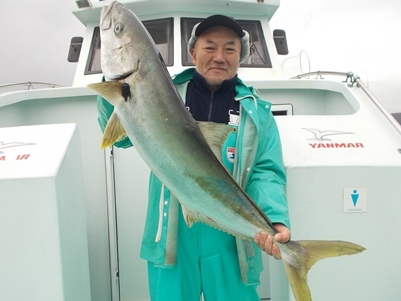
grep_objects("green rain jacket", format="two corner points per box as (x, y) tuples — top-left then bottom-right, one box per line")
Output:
(97, 68), (290, 285)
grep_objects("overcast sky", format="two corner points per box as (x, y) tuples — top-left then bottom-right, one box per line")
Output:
(270, 0), (401, 113)
(0, 0), (400, 113)
(0, 0), (85, 88)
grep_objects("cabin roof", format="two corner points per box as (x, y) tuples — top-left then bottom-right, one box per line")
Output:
(72, 0), (280, 26)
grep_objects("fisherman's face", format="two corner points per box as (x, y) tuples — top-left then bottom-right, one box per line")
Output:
(191, 26), (241, 91)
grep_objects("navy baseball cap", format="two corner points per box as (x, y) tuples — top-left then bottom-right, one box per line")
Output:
(194, 15), (245, 38)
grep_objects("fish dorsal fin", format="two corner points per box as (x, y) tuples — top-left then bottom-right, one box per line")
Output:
(88, 81), (126, 106)
(197, 122), (236, 163)
(181, 204), (249, 240)
(101, 112), (127, 148)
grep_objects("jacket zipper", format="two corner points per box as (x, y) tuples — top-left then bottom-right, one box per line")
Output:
(207, 91), (214, 121)
(155, 184), (165, 242)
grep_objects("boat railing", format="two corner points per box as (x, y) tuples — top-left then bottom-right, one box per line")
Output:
(0, 82), (63, 94)
(293, 70), (355, 83)
(294, 70), (401, 136)
(354, 76), (401, 136)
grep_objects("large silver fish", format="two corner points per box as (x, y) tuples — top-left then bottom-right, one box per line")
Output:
(88, 2), (365, 300)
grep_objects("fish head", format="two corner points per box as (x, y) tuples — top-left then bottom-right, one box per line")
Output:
(89, 1), (160, 117)
(89, 1), (173, 148)
(99, 1), (151, 81)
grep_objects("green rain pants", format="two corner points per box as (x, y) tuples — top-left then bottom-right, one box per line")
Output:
(147, 206), (260, 301)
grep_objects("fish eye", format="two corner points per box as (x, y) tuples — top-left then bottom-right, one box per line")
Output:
(114, 23), (124, 34)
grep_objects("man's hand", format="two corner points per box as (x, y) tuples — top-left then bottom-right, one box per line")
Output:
(254, 224), (291, 259)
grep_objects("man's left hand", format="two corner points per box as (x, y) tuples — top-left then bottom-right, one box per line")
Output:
(254, 224), (290, 259)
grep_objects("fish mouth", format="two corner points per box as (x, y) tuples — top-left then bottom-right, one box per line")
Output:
(107, 58), (140, 81)
(100, 1), (118, 30)
(109, 71), (134, 81)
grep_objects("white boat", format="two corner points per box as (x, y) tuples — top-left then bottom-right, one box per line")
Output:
(1, 0), (401, 300)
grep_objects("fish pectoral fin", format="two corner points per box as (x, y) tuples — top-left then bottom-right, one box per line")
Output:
(283, 240), (366, 301)
(101, 112), (127, 148)
(197, 122), (235, 163)
(88, 81), (126, 106)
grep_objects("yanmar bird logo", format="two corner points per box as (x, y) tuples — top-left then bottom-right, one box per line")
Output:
(303, 128), (364, 149)
(303, 128), (354, 141)
(0, 141), (35, 153)
(0, 141), (35, 161)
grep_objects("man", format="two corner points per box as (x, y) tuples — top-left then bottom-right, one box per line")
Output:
(97, 14), (290, 301)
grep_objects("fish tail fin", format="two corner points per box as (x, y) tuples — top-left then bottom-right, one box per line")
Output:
(283, 260), (311, 301)
(283, 240), (365, 301)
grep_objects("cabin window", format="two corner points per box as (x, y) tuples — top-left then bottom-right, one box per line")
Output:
(142, 18), (174, 66)
(180, 18), (272, 68)
(271, 104), (293, 116)
(85, 27), (102, 74)
(85, 18), (174, 75)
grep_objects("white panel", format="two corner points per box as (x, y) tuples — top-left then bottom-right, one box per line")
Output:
(0, 124), (91, 301)
(286, 166), (401, 300)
